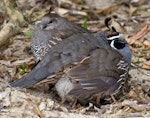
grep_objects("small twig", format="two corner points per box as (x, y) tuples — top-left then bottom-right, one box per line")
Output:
(27, 98), (45, 118)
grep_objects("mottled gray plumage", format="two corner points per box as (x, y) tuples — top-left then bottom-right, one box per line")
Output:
(31, 13), (89, 62)
(12, 32), (109, 87)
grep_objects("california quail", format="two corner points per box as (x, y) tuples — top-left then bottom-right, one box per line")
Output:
(11, 30), (131, 105)
(31, 13), (89, 62)
(55, 32), (131, 105)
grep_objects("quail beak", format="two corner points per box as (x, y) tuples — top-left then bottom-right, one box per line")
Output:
(41, 24), (47, 29)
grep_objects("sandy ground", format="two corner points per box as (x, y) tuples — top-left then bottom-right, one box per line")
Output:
(0, 0), (150, 117)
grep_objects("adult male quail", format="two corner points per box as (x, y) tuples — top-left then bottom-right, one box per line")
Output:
(11, 30), (131, 105)
(55, 32), (131, 105)
(31, 13), (89, 62)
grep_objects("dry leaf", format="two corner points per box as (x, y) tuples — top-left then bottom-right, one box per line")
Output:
(96, 5), (119, 15)
(103, 17), (125, 33)
(85, 0), (115, 9)
(143, 40), (150, 48)
(110, 18), (125, 33)
(128, 5), (137, 16)
(126, 24), (148, 44)
(142, 61), (150, 70)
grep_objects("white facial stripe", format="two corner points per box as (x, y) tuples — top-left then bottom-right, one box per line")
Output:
(110, 40), (117, 50)
(107, 33), (124, 40)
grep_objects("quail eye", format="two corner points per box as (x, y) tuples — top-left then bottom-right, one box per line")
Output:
(48, 19), (55, 24)
(41, 19), (56, 30)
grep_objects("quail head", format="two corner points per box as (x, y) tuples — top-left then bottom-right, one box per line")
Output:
(31, 13), (89, 62)
(11, 28), (131, 106)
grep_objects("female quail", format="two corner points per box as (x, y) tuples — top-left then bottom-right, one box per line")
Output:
(31, 13), (89, 62)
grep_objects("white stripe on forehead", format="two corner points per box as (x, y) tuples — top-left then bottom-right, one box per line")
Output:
(35, 20), (41, 25)
(107, 33), (124, 40)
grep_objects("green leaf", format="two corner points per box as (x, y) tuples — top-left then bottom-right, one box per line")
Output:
(19, 63), (28, 75)
(83, 19), (88, 29)
(132, 58), (143, 64)
(24, 30), (33, 37)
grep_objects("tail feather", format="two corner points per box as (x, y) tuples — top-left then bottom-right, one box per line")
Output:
(11, 66), (50, 88)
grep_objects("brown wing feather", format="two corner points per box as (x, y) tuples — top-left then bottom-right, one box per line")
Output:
(66, 48), (126, 96)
